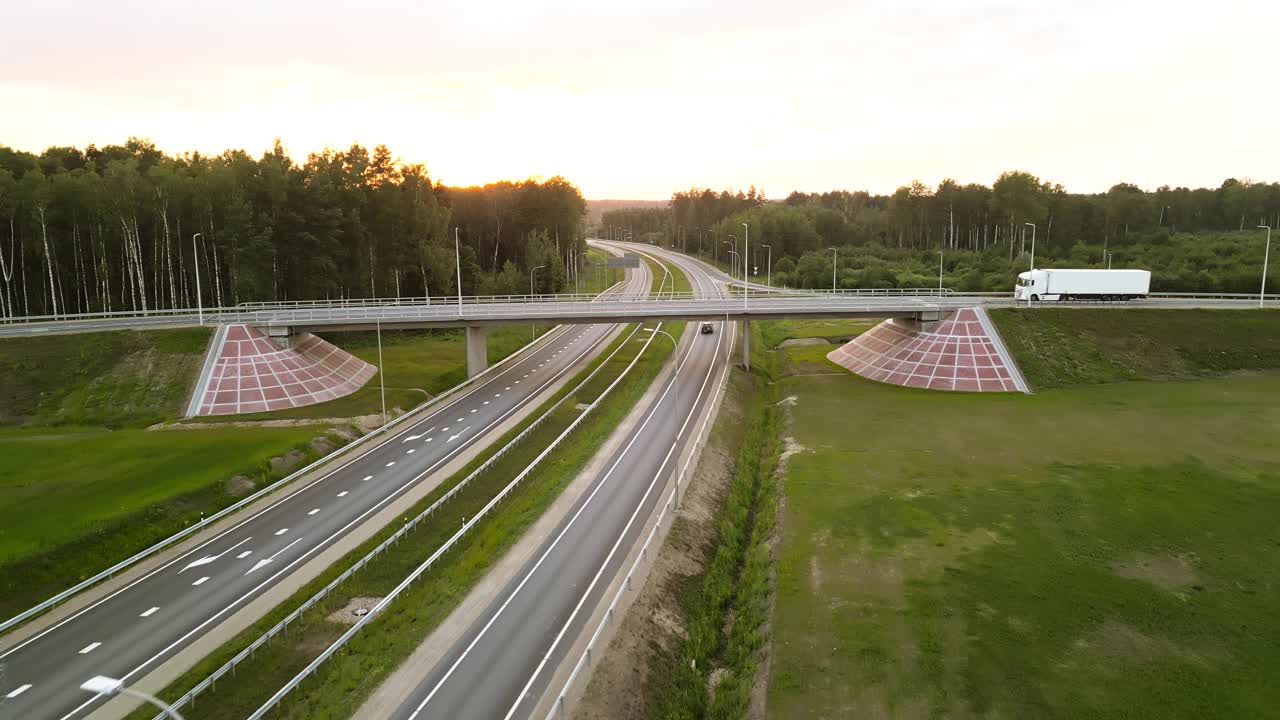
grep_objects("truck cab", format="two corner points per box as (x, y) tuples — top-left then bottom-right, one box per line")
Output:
(1014, 270), (1046, 301)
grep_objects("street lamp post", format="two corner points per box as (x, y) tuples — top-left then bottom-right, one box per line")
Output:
(191, 233), (203, 325)
(1260, 225), (1272, 309)
(531, 264), (546, 341)
(761, 244), (772, 288)
(727, 250), (740, 290)
(742, 222), (749, 309)
(938, 251), (944, 295)
(376, 317), (386, 424)
(81, 676), (185, 720)
(454, 227), (463, 317)
(830, 248), (838, 291)
(1024, 222), (1037, 272)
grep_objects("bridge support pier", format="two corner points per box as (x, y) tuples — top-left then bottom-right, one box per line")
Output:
(741, 319), (750, 370)
(466, 325), (489, 378)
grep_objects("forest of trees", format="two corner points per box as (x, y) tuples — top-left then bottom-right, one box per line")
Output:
(0, 139), (589, 319)
(601, 173), (1280, 293)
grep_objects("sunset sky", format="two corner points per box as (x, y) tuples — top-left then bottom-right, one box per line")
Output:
(3, 0), (1276, 199)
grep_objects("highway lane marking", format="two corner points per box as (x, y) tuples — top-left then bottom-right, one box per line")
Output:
(79, 642), (101, 654)
(179, 536), (253, 574)
(337, 491), (349, 497)
(493, 393), (500, 397)
(192, 577), (210, 586)
(441, 426), (450, 432)
(6, 684), (31, 699)
(308, 509), (320, 515)
(362, 475), (373, 482)
(236, 551), (252, 559)
(386, 461), (396, 467)
(275, 528), (289, 536)
(469, 408), (477, 413)
(246, 537), (302, 575)
(447, 426), (471, 442)
(399, 425), (435, 443)
(483, 401), (490, 405)
(140, 607), (159, 617)
(505, 386), (511, 390)
(456, 417), (464, 422)
(425, 437), (433, 442)
(514, 380), (520, 384)
(33, 324), (616, 718)
(406, 448), (416, 454)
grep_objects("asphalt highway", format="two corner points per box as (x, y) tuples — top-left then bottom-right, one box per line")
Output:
(0, 263), (653, 720)
(387, 242), (733, 719)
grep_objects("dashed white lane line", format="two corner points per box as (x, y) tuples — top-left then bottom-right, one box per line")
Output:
(337, 491), (349, 497)
(237, 550), (252, 559)
(425, 437), (433, 442)
(79, 642), (102, 654)
(441, 426), (451, 432)
(362, 475), (373, 482)
(456, 417), (464, 422)
(469, 409), (477, 413)
(495, 393), (502, 397)
(505, 386), (511, 390)
(406, 448), (416, 454)
(275, 528), (289, 536)
(6, 684), (31, 699)
(483, 401), (490, 405)
(386, 461), (396, 467)
(140, 607), (159, 617)
(515, 380), (521, 384)
(192, 576), (210, 586)
(308, 509), (320, 516)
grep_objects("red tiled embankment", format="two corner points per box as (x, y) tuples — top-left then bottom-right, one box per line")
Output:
(189, 324), (377, 416)
(827, 308), (1029, 393)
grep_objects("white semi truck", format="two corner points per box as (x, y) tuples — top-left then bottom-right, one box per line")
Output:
(1014, 269), (1151, 301)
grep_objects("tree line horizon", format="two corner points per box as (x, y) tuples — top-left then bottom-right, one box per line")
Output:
(1, 137), (1276, 320)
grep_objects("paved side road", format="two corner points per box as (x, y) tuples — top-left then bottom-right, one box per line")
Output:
(0, 267), (652, 720)
(386, 244), (730, 720)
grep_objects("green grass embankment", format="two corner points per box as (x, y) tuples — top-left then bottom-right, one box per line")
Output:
(132, 265), (688, 720)
(991, 308), (1280, 388)
(764, 317), (1280, 719)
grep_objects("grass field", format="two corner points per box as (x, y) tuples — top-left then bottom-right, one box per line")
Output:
(992, 308), (1280, 388)
(765, 319), (1280, 719)
(0, 326), (211, 427)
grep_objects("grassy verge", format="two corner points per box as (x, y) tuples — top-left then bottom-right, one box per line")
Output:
(0, 424), (347, 620)
(765, 320), (1280, 719)
(652, 319), (785, 719)
(0, 326), (211, 427)
(991, 307), (1280, 388)
(133, 268), (685, 719)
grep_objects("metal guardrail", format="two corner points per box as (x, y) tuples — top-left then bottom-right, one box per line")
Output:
(239, 319), (665, 720)
(0, 315), (584, 639)
(147, 321), (649, 720)
(543, 319), (732, 720)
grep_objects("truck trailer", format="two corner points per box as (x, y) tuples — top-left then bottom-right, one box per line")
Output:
(1013, 269), (1151, 301)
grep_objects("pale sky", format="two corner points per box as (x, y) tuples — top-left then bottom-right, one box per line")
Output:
(2, 0), (1276, 199)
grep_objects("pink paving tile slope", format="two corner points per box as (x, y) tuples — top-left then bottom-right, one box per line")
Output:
(827, 308), (1028, 393)
(191, 324), (377, 416)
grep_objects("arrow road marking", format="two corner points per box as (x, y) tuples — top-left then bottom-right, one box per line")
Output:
(402, 427), (435, 443)
(246, 537), (302, 575)
(448, 426), (471, 443)
(179, 536), (252, 573)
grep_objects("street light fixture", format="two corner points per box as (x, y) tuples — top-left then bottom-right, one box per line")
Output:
(1024, 222), (1037, 272)
(454, 227), (463, 317)
(742, 222), (749, 309)
(761, 244), (772, 288)
(191, 233), (203, 325)
(81, 676), (186, 720)
(938, 251), (944, 295)
(1260, 225), (1272, 309)
(830, 248), (838, 291)
(531, 264), (546, 341)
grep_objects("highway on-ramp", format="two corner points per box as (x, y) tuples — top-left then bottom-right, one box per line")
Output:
(0, 264), (652, 720)
(385, 242), (734, 720)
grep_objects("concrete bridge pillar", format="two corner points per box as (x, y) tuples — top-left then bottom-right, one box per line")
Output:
(466, 325), (489, 378)
(741, 319), (751, 370)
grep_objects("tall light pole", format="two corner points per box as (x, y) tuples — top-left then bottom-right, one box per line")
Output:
(830, 248), (838, 291)
(1107, 252), (1113, 270)
(454, 227), (463, 317)
(742, 222), (749, 308)
(727, 250), (740, 289)
(576, 251), (590, 295)
(1024, 222), (1037, 272)
(938, 251), (944, 295)
(376, 317), (386, 424)
(191, 233), (203, 324)
(723, 239), (736, 282)
(761, 244), (772, 288)
(81, 676), (185, 720)
(1260, 225), (1272, 309)
(531, 264), (546, 340)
